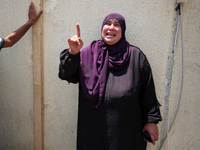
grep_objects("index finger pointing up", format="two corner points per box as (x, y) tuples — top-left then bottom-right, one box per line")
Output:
(76, 24), (80, 37)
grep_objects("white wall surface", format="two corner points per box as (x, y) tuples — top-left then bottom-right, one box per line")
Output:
(0, 0), (34, 150)
(160, 1), (200, 149)
(0, 0), (200, 150)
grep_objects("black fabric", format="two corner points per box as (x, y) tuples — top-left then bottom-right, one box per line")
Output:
(59, 46), (162, 150)
(0, 38), (5, 50)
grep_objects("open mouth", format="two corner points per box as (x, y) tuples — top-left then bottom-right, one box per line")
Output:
(106, 33), (116, 37)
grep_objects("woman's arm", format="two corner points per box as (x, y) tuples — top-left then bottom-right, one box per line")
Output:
(58, 24), (84, 83)
(139, 52), (162, 145)
(139, 52), (162, 123)
(59, 49), (80, 83)
(2, 2), (43, 48)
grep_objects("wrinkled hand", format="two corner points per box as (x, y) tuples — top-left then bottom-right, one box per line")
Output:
(142, 123), (159, 145)
(28, 2), (43, 25)
(68, 24), (84, 54)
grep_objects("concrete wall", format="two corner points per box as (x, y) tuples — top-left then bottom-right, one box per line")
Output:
(0, 0), (200, 150)
(0, 0), (34, 150)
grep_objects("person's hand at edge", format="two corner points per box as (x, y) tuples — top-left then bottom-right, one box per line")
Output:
(3, 2), (43, 48)
(28, 2), (43, 25)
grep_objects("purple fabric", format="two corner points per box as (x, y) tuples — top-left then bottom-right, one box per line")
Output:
(79, 13), (131, 108)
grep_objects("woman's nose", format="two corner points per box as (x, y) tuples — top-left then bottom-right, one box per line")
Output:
(109, 24), (115, 30)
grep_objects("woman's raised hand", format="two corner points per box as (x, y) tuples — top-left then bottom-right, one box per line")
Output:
(68, 24), (84, 54)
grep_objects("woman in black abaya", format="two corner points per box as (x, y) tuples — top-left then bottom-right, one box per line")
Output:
(59, 13), (162, 150)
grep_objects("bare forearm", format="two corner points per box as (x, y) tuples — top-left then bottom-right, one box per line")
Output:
(2, 2), (43, 48)
(3, 21), (33, 48)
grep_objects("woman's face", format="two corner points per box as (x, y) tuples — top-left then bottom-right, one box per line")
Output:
(101, 18), (122, 45)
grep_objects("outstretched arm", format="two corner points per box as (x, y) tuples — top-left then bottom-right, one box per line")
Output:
(3, 2), (43, 48)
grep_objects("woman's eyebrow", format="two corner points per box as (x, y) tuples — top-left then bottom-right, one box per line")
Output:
(105, 20), (120, 25)
(114, 20), (120, 23)
(106, 20), (119, 23)
(105, 20), (112, 23)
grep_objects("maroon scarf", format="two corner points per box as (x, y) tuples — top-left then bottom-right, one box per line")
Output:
(79, 13), (131, 108)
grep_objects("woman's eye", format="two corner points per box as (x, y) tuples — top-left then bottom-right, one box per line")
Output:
(114, 23), (120, 27)
(104, 22), (120, 27)
(105, 22), (111, 26)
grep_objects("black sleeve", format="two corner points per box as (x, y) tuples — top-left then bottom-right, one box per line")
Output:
(0, 38), (5, 50)
(58, 49), (80, 83)
(139, 52), (162, 124)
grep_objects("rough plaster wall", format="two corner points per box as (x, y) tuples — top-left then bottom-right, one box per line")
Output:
(160, 1), (200, 149)
(0, 0), (200, 150)
(0, 0), (34, 150)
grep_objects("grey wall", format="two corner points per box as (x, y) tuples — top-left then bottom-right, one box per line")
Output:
(0, 0), (34, 150)
(0, 0), (200, 150)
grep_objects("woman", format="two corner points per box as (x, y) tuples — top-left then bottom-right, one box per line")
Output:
(0, 2), (43, 50)
(59, 13), (162, 150)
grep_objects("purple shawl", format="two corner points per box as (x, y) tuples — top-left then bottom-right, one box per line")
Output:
(79, 13), (131, 108)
